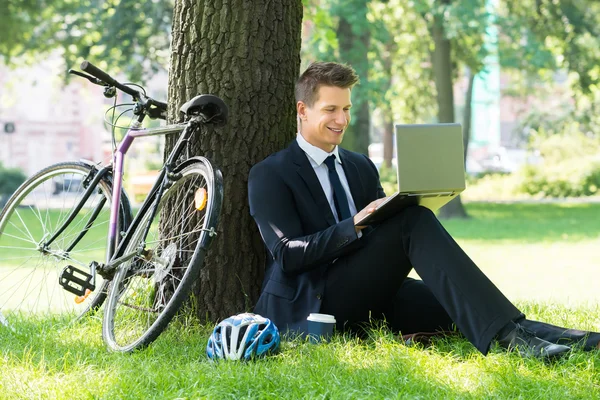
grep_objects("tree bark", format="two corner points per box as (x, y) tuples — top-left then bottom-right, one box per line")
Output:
(336, 1), (370, 156)
(166, 0), (303, 319)
(438, 70), (474, 219)
(461, 69), (475, 164)
(382, 117), (394, 169)
(381, 39), (396, 170)
(431, 14), (454, 124)
(431, 10), (469, 219)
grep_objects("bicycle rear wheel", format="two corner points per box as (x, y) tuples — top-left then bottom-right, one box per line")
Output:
(102, 158), (222, 352)
(0, 162), (127, 323)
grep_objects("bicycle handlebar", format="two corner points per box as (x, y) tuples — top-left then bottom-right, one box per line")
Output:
(81, 60), (141, 99)
(79, 60), (168, 117)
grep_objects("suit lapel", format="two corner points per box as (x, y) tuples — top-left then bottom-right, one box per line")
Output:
(339, 148), (366, 210)
(290, 140), (337, 226)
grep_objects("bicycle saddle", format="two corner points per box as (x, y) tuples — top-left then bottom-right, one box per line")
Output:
(180, 95), (228, 127)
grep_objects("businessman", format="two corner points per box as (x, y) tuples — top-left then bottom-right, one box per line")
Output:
(248, 61), (600, 358)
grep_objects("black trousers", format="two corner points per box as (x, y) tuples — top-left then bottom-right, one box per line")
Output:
(321, 206), (600, 354)
(379, 277), (600, 351)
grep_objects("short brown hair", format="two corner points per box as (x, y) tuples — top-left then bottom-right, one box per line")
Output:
(295, 62), (359, 107)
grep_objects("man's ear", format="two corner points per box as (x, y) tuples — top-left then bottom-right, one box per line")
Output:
(297, 101), (307, 120)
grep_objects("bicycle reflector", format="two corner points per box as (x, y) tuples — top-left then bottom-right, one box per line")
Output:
(195, 188), (208, 211)
(75, 289), (92, 304)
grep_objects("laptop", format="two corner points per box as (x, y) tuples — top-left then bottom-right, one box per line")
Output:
(355, 123), (466, 226)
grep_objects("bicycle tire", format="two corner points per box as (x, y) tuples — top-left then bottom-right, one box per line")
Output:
(102, 157), (223, 352)
(0, 161), (130, 323)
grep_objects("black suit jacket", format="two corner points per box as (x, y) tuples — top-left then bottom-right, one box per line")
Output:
(248, 139), (385, 335)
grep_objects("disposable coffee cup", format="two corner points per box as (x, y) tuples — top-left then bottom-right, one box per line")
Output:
(307, 313), (336, 343)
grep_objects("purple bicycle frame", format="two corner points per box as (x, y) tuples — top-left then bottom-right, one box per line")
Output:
(106, 121), (187, 260)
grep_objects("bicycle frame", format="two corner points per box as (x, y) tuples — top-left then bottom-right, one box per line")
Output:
(108, 121), (185, 258)
(43, 117), (201, 277)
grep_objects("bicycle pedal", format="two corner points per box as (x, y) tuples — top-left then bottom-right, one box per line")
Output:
(59, 265), (96, 296)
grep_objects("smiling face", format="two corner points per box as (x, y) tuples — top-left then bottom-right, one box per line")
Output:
(297, 85), (352, 153)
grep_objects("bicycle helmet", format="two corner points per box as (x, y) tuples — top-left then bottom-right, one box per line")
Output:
(206, 313), (280, 361)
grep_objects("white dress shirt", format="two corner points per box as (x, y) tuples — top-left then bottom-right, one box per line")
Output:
(296, 133), (359, 223)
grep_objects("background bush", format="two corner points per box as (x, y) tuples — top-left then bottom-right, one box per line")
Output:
(378, 164), (398, 195)
(516, 129), (600, 197)
(380, 127), (600, 200)
(0, 163), (27, 208)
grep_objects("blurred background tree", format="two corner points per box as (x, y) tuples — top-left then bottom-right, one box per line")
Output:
(0, 0), (172, 80)
(304, 0), (600, 217)
(0, 163), (26, 208)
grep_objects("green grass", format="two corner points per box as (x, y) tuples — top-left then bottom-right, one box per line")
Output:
(437, 202), (600, 306)
(1, 202), (600, 399)
(442, 202), (600, 243)
(0, 208), (108, 263)
(0, 208), (110, 313)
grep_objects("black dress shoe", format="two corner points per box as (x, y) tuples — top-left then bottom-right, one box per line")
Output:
(496, 323), (571, 359)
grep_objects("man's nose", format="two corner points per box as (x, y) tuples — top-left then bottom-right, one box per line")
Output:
(334, 110), (348, 125)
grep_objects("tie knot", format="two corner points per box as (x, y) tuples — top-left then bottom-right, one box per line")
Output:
(324, 155), (337, 170)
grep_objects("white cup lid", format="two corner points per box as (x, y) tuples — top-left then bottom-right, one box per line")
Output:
(307, 313), (336, 323)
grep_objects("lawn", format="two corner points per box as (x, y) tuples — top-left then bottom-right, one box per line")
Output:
(0, 208), (108, 264)
(1, 202), (599, 399)
(440, 202), (600, 306)
(0, 208), (109, 314)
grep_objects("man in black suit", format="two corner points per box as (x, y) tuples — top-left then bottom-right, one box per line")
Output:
(248, 62), (600, 358)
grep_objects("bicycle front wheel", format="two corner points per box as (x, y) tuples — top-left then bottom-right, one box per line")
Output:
(102, 158), (222, 352)
(0, 162), (126, 323)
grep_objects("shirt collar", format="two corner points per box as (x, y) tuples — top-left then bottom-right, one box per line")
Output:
(296, 133), (342, 166)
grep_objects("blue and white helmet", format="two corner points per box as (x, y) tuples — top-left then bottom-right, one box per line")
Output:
(206, 313), (280, 361)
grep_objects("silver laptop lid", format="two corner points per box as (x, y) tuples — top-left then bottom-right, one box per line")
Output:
(395, 123), (466, 194)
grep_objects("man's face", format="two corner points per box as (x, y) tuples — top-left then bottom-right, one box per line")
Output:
(297, 85), (352, 153)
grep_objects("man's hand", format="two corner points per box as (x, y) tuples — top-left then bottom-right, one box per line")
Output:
(353, 197), (388, 231)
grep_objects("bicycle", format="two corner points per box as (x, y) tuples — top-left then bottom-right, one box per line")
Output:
(0, 61), (226, 352)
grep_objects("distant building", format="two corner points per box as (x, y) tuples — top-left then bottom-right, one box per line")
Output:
(0, 56), (168, 202)
(0, 58), (110, 174)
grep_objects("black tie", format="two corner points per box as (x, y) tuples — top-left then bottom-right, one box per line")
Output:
(323, 155), (351, 221)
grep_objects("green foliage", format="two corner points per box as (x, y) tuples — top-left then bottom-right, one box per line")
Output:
(427, 0), (489, 73)
(304, 0), (600, 154)
(518, 90), (600, 144)
(514, 108), (600, 198)
(530, 128), (599, 164)
(466, 131), (600, 199)
(368, 0), (436, 127)
(304, 0), (491, 146)
(301, 0), (338, 65)
(517, 130), (600, 198)
(462, 172), (523, 202)
(377, 163), (397, 196)
(518, 159), (600, 198)
(302, 0), (373, 154)
(0, 163), (26, 202)
(499, 0), (600, 94)
(0, 0), (172, 81)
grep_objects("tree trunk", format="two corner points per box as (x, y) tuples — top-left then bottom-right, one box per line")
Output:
(383, 117), (394, 169)
(461, 69), (475, 164)
(438, 69), (475, 219)
(166, 0), (303, 320)
(381, 40), (396, 170)
(431, 11), (469, 220)
(431, 14), (454, 124)
(336, 0), (370, 155)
